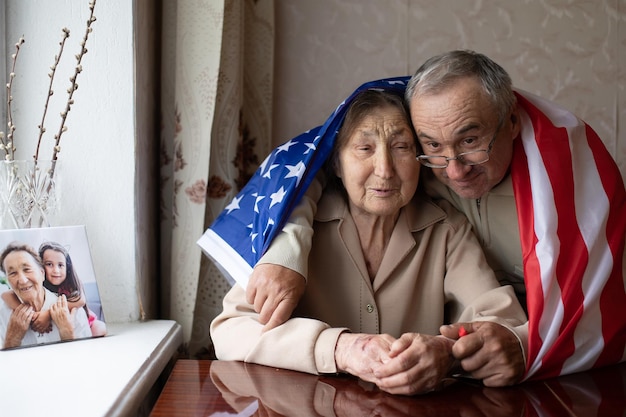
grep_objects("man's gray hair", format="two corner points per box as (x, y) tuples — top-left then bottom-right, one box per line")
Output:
(405, 50), (517, 123)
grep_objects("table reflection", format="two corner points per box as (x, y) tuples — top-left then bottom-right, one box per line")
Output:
(205, 361), (625, 417)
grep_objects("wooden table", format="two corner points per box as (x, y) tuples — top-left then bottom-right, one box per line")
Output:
(150, 359), (626, 416)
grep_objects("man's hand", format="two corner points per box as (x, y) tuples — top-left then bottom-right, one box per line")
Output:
(440, 321), (525, 386)
(4, 303), (34, 349)
(50, 295), (76, 341)
(246, 263), (306, 332)
(334, 333), (396, 382)
(372, 333), (455, 395)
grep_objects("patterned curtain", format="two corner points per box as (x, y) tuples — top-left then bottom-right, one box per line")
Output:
(160, 0), (275, 357)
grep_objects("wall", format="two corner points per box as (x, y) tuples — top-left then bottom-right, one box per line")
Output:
(0, 2), (5, 132)
(273, 0), (626, 182)
(4, 0), (140, 322)
(4, 0), (624, 325)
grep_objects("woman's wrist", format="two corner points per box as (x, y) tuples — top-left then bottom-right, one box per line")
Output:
(334, 332), (353, 373)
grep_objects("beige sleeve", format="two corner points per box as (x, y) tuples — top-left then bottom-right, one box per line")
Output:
(210, 284), (346, 375)
(256, 173), (324, 279)
(440, 201), (528, 358)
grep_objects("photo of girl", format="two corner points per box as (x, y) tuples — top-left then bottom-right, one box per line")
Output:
(1, 240), (106, 338)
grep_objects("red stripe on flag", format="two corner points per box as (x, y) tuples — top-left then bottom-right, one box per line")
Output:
(510, 136), (543, 375)
(527, 99), (587, 379)
(586, 124), (626, 367)
(514, 91), (626, 380)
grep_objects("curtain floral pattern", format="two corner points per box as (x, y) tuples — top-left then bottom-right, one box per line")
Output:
(160, 0), (274, 357)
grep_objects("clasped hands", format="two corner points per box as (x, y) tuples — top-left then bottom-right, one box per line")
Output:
(334, 332), (456, 395)
(333, 320), (524, 395)
(247, 264), (525, 395)
(5, 294), (77, 348)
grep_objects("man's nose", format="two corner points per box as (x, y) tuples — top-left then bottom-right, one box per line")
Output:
(445, 159), (472, 179)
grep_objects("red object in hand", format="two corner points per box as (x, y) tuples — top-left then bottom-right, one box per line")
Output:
(458, 327), (468, 337)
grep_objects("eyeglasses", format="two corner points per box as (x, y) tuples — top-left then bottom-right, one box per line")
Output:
(416, 121), (502, 169)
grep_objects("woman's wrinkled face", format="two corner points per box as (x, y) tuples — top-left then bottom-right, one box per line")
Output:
(42, 249), (67, 286)
(335, 105), (420, 219)
(3, 250), (45, 306)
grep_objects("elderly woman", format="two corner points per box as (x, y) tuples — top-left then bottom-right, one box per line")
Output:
(210, 89), (527, 395)
(0, 242), (91, 349)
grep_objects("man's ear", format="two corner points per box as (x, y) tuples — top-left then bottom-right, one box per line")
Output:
(509, 106), (521, 140)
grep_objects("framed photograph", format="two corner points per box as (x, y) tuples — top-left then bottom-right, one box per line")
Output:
(0, 225), (106, 350)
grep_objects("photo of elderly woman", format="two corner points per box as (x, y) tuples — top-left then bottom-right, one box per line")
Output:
(0, 226), (105, 349)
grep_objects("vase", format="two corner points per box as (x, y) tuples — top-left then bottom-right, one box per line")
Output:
(0, 160), (61, 229)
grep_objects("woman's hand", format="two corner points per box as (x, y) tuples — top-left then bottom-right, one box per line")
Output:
(3, 303), (34, 348)
(372, 333), (456, 395)
(334, 333), (396, 382)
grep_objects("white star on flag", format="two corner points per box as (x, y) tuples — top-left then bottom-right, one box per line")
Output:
(285, 161), (306, 186)
(269, 186), (287, 208)
(263, 164), (279, 179)
(225, 195), (242, 214)
(304, 142), (316, 154)
(263, 217), (275, 236)
(275, 139), (297, 154)
(254, 195), (265, 213)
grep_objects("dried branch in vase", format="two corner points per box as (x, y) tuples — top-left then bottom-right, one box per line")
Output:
(1, 37), (25, 161)
(0, 0), (97, 175)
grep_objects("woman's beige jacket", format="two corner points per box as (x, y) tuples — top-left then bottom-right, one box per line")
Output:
(211, 189), (527, 375)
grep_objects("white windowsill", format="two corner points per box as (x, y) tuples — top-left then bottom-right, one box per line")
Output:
(0, 320), (182, 417)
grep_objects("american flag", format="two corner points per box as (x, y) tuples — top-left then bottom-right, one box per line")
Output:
(512, 90), (626, 380)
(198, 77), (626, 379)
(197, 77), (409, 288)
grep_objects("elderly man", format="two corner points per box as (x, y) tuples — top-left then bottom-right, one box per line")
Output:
(209, 50), (625, 384)
(402, 51), (626, 380)
(0, 242), (91, 349)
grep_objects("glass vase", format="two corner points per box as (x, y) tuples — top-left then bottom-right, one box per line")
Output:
(0, 160), (61, 229)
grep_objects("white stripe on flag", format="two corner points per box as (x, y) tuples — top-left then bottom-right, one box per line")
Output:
(557, 114), (608, 373)
(519, 107), (564, 377)
(519, 90), (613, 375)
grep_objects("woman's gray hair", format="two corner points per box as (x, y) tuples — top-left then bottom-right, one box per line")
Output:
(0, 242), (43, 273)
(405, 50), (516, 123)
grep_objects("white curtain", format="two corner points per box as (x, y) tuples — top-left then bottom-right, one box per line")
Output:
(160, 0), (275, 357)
